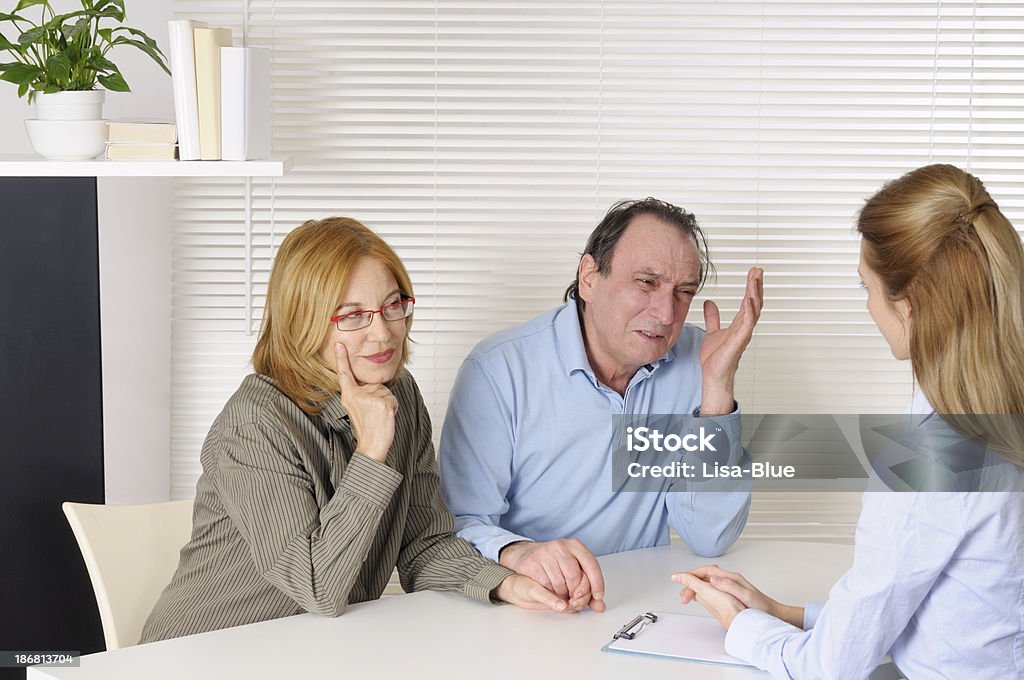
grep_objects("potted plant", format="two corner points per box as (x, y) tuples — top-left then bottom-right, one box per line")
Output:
(0, 0), (170, 159)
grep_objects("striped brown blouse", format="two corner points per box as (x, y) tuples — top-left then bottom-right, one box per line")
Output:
(140, 370), (513, 642)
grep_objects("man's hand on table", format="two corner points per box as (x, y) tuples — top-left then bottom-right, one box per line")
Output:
(499, 538), (607, 613)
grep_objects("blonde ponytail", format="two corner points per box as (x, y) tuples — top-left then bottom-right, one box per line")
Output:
(858, 164), (1024, 465)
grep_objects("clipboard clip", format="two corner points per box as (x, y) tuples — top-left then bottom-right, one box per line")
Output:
(613, 611), (658, 640)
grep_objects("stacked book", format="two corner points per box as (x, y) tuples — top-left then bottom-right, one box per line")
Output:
(167, 20), (271, 161)
(105, 121), (178, 160)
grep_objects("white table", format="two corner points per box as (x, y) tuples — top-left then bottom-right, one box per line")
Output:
(28, 540), (853, 680)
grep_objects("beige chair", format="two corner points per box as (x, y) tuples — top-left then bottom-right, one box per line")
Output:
(62, 500), (193, 650)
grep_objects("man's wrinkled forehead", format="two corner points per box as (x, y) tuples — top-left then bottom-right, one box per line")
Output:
(605, 217), (702, 281)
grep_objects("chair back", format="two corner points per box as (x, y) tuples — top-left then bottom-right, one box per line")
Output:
(62, 500), (193, 650)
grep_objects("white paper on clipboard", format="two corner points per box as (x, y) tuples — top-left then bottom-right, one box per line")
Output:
(601, 611), (755, 669)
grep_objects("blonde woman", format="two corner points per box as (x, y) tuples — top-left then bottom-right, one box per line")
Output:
(675, 165), (1024, 678)
(142, 217), (566, 642)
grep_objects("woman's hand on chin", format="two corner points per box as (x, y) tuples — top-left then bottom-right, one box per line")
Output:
(335, 342), (398, 463)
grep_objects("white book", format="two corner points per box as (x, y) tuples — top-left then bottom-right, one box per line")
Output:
(167, 20), (206, 160)
(193, 26), (233, 160)
(104, 143), (178, 161)
(220, 47), (272, 161)
(107, 120), (177, 144)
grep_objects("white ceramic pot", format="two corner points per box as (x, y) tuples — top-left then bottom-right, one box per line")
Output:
(24, 120), (108, 160)
(34, 90), (106, 121)
(26, 90), (107, 159)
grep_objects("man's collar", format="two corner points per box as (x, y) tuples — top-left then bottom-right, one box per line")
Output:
(555, 303), (593, 376)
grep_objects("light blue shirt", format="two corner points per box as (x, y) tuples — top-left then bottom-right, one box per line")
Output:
(726, 394), (1024, 679)
(438, 303), (752, 562)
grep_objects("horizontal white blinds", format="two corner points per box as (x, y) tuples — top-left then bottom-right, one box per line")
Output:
(169, 1), (1024, 542)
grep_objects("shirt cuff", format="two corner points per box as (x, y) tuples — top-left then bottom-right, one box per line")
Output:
(480, 532), (534, 564)
(336, 452), (403, 510)
(724, 608), (800, 668)
(692, 401), (740, 417)
(688, 409), (744, 465)
(803, 601), (825, 630)
(463, 562), (517, 604)
(725, 608), (768, 664)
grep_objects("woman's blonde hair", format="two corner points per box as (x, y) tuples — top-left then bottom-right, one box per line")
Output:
(252, 217), (414, 414)
(858, 164), (1024, 462)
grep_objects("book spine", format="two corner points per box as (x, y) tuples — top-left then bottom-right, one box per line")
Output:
(167, 20), (205, 160)
(194, 27), (233, 161)
(220, 47), (246, 161)
(246, 48), (272, 160)
(221, 47), (272, 161)
(107, 123), (177, 144)
(104, 143), (179, 161)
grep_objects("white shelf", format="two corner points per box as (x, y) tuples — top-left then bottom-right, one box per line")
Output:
(0, 154), (292, 177)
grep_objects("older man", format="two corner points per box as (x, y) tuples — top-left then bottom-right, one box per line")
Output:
(439, 198), (762, 612)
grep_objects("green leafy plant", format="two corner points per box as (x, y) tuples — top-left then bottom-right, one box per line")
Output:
(0, 0), (169, 102)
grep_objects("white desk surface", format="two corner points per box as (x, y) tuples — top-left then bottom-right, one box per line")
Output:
(29, 540), (853, 680)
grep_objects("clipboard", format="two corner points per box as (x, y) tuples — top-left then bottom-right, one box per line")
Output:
(601, 611), (754, 669)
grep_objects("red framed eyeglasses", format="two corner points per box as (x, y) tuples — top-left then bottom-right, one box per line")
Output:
(330, 296), (415, 331)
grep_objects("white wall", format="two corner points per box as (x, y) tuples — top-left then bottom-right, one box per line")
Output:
(0, 0), (175, 503)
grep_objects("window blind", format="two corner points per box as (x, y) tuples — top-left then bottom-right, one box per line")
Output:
(169, 0), (1024, 543)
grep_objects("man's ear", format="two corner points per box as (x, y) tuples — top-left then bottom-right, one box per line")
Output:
(577, 254), (598, 303)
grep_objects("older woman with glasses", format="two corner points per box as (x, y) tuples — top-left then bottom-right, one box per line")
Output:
(141, 217), (566, 642)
